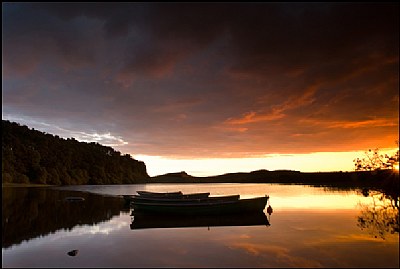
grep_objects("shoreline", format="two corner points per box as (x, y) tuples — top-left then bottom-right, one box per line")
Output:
(2, 170), (398, 190)
(2, 183), (56, 188)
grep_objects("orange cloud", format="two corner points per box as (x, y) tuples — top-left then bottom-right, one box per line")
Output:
(225, 109), (285, 125)
(225, 84), (319, 125)
(299, 117), (399, 129)
(328, 118), (398, 129)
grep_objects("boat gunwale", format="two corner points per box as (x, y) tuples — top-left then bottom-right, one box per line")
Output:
(136, 191), (184, 197)
(130, 194), (240, 203)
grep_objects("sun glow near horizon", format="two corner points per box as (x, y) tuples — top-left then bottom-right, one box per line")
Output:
(394, 163), (400, 171)
(134, 148), (399, 177)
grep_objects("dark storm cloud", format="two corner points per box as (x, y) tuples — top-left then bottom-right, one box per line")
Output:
(3, 2), (399, 157)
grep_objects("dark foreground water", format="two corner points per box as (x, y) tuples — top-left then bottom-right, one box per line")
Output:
(2, 183), (399, 268)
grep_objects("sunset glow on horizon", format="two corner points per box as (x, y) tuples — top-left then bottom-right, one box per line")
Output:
(133, 148), (400, 177)
(3, 3), (399, 176)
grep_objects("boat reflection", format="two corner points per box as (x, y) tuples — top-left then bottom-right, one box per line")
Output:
(130, 211), (271, 230)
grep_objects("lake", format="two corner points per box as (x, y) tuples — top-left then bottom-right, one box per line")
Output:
(2, 183), (399, 268)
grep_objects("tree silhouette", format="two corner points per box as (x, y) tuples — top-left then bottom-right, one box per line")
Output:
(2, 120), (149, 185)
(353, 141), (399, 171)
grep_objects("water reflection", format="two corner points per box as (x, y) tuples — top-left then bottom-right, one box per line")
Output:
(3, 184), (398, 248)
(130, 211), (271, 230)
(2, 187), (126, 249)
(2, 184), (399, 268)
(356, 190), (399, 239)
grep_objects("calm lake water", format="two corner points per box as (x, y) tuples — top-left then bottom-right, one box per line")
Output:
(2, 183), (399, 268)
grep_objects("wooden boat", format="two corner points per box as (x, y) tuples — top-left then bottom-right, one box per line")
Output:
(136, 190), (184, 198)
(130, 211), (270, 230)
(129, 194), (240, 204)
(131, 195), (269, 215)
(124, 191), (211, 202)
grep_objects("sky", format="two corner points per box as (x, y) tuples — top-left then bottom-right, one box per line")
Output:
(2, 3), (399, 176)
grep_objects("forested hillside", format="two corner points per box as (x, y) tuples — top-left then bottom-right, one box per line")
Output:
(2, 120), (149, 185)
